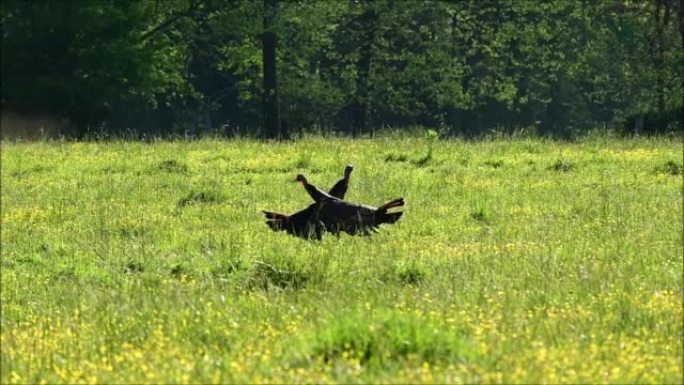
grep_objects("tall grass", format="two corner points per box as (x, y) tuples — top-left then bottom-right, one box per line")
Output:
(1, 136), (682, 383)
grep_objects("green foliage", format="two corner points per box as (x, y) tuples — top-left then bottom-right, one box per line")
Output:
(248, 259), (310, 291)
(305, 311), (472, 367)
(391, 260), (428, 285)
(655, 160), (683, 176)
(425, 129), (439, 141)
(0, 0), (682, 137)
(156, 159), (189, 173)
(1, 1), (189, 112)
(548, 159), (575, 172)
(177, 190), (223, 207)
(483, 159), (504, 169)
(384, 153), (409, 163)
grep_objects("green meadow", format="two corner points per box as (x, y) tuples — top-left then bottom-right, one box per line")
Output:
(1, 136), (682, 383)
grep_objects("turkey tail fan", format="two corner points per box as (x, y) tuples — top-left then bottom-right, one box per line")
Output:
(263, 211), (289, 232)
(375, 198), (405, 225)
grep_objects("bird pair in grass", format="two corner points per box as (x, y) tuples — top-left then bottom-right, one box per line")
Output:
(263, 165), (405, 240)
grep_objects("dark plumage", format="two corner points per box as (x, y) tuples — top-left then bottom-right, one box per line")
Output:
(296, 173), (405, 237)
(327, 165), (353, 200)
(263, 166), (354, 240)
(263, 205), (324, 240)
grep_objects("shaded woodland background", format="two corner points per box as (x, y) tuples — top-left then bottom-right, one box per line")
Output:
(1, 0), (683, 139)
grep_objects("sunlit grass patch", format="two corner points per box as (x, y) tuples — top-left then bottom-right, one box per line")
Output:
(1, 136), (681, 383)
(302, 310), (474, 368)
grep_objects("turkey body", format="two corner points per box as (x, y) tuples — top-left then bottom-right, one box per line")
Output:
(263, 168), (404, 240)
(313, 197), (405, 236)
(263, 166), (353, 240)
(297, 173), (405, 237)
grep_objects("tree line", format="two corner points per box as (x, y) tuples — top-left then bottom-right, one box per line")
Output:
(1, 0), (682, 139)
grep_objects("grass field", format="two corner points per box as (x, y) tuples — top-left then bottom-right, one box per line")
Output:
(1, 135), (682, 383)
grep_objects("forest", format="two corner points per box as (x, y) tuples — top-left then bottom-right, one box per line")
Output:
(1, 0), (683, 139)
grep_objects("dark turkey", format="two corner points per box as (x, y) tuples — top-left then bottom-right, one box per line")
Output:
(327, 164), (353, 200)
(263, 165), (353, 240)
(296, 173), (404, 236)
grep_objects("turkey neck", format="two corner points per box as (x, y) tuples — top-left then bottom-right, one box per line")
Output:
(302, 180), (336, 203)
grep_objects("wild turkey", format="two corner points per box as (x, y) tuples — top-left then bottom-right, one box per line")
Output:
(263, 166), (354, 239)
(295, 173), (404, 236)
(327, 164), (353, 200)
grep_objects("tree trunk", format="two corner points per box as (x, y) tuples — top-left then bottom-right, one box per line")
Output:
(446, 11), (459, 137)
(653, 0), (674, 122)
(654, 1), (664, 117)
(203, 108), (213, 133)
(679, 0), (684, 133)
(680, 0), (684, 52)
(262, 0), (283, 139)
(352, 5), (377, 138)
